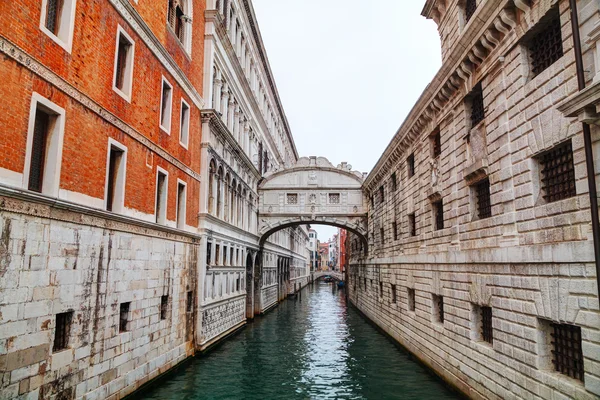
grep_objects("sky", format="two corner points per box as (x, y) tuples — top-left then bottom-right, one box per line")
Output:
(252, 0), (442, 242)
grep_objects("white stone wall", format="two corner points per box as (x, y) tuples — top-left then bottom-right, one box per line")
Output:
(0, 200), (199, 400)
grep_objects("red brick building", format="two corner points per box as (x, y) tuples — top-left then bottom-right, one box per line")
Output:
(0, 1), (206, 398)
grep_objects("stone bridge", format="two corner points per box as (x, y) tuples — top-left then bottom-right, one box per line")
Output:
(312, 270), (343, 281)
(258, 157), (368, 246)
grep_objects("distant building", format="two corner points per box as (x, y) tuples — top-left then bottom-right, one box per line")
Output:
(318, 242), (329, 270)
(339, 229), (347, 274)
(308, 228), (318, 272)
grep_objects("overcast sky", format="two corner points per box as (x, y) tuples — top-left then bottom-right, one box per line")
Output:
(252, 0), (442, 242)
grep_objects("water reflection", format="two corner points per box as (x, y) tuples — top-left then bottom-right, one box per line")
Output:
(132, 282), (461, 400)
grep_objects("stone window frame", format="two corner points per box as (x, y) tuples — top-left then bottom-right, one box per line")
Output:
(104, 138), (127, 214)
(39, 0), (78, 53)
(112, 25), (136, 103)
(469, 177), (492, 221)
(432, 199), (444, 231)
(24, 92), (66, 198)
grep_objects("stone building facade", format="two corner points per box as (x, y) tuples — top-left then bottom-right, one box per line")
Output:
(198, 0), (310, 349)
(349, 0), (600, 399)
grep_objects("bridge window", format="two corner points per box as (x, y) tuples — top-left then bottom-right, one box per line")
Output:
(408, 213), (416, 237)
(287, 193), (298, 204)
(329, 193), (340, 204)
(407, 154), (415, 178)
(408, 288), (415, 311)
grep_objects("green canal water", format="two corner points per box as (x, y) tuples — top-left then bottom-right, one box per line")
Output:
(132, 282), (462, 400)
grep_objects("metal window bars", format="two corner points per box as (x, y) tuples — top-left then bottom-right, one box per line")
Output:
(434, 200), (444, 230)
(465, 0), (477, 23)
(529, 10), (563, 76)
(119, 302), (130, 332)
(551, 323), (584, 381)
(53, 312), (72, 352)
(470, 82), (485, 127)
(476, 178), (492, 219)
(481, 306), (493, 344)
(540, 141), (576, 203)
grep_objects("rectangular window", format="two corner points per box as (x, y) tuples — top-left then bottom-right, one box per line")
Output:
(186, 291), (193, 313)
(179, 100), (190, 147)
(391, 172), (397, 191)
(538, 141), (576, 203)
(391, 284), (397, 304)
(550, 323), (584, 381)
(106, 142), (126, 213)
(160, 295), (169, 320)
(465, 0), (477, 23)
(408, 213), (416, 237)
(379, 186), (384, 203)
(527, 7), (563, 77)
(431, 129), (441, 159)
(407, 154), (415, 178)
(469, 82), (485, 127)
(481, 306), (493, 344)
(433, 294), (444, 324)
(380, 227), (384, 245)
(177, 181), (187, 229)
(53, 311), (73, 352)
(392, 222), (398, 241)
(230, 247), (234, 266)
(215, 244), (220, 265)
(206, 242), (212, 265)
(329, 193), (340, 204)
(155, 170), (168, 224)
(379, 281), (383, 298)
(113, 27), (135, 101)
(287, 193), (298, 204)
(28, 109), (50, 193)
(408, 288), (415, 311)
(475, 178), (492, 219)
(433, 200), (444, 230)
(223, 246), (228, 265)
(160, 77), (173, 133)
(370, 196), (374, 208)
(40, 0), (76, 52)
(119, 302), (130, 333)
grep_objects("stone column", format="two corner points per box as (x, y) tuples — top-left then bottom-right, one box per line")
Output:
(233, 108), (241, 142)
(227, 98), (236, 131)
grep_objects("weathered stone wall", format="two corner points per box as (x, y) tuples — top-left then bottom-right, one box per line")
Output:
(0, 199), (199, 399)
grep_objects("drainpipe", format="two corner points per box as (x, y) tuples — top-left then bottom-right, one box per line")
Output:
(569, 0), (600, 297)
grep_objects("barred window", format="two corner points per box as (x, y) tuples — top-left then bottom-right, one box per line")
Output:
(528, 8), (563, 77)
(391, 284), (397, 304)
(469, 82), (485, 127)
(475, 178), (492, 219)
(160, 295), (169, 320)
(379, 186), (384, 203)
(53, 311), (73, 352)
(329, 193), (340, 204)
(433, 295), (444, 324)
(538, 141), (576, 203)
(433, 200), (444, 230)
(550, 323), (584, 381)
(206, 242), (212, 265)
(465, 0), (477, 23)
(287, 193), (298, 204)
(408, 213), (416, 237)
(380, 227), (385, 245)
(408, 288), (416, 311)
(186, 291), (193, 313)
(379, 282), (383, 298)
(392, 222), (398, 241)
(407, 154), (415, 178)
(119, 302), (130, 333)
(481, 306), (493, 344)
(431, 129), (441, 159)
(391, 173), (397, 191)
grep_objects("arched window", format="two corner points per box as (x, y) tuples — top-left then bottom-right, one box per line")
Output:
(208, 160), (216, 215)
(168, 0), (192, 53)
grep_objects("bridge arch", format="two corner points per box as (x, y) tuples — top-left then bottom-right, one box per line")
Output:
(258, 156), (368, 246)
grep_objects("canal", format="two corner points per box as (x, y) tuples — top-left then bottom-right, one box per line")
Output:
(132, 282), (462, 400)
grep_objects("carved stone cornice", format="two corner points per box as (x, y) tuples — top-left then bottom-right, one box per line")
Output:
(0, 36), (202, 182)
(557, 81), (600, 125)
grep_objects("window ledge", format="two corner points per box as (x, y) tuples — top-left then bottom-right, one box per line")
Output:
(557, 80), (600, 126)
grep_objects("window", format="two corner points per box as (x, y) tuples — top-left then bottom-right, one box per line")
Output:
(408, 213), (416, 237)
(105, 140), (126, 213)
(392, 222), (398, 241)
(167, 0), (186, 43)
(223, 246), (228, 265)
(180, 100), (190, 148)
(119, 302), (130, 333)
(186, 291), (193, 313)
(160, 295), (169, 320)
(379, 186), (384, 203)
(391, 284), (397, 304)
(468, 82), (485, 127)
(155, 169), (168, 224)
(391, 172), (397, 191)
(408, 288), (416, 311)
(287, 193), (298, 204)
(481, 306), (493, 344)
(538, 141), (576, 203)
(370, 195), (374, 208)
(549, 323), (584, 381)
(433, 294), (444, 324)
(433, 200), (444, 230)
(160, 77), (173, 133)
(40, 0), (76, 52)
(407, 154), (415, 178)
(176, 180), (187, 229)
(53, 311), (73, 352)
(215, 244), (220, 265)
(25, 93), (65, 197)
(380, 227), (384, 245)
(431, 129), (441, 159)
(474, 178), (492, 219)
(379, 281), (383, 298)
(527, 7), (563, 77)
(464, 0), (477, 23)
(206, 242), (212, 265)
(329, 193), (340, 204)
(113, 27), (135, 101)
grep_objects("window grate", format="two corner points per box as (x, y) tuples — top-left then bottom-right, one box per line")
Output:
(45, 0), (64, 35)
(119, 302), (130, 333)
(379, 186), (385, 203)
(380, 228), (384, 245)
(432, 129), (442, 159)
(481, 306), (493, 344)
(53, 311), (72, 352)
(391, 173), (397, 191)
(409, 213), (416, 237)
(29, 110), (50, 193)
(287, 193), (298, 204)
(392, 222), (398, 241)
(465, 0), (477, 23)
(434, 295), (444, 323)
(540, 141), (576, 203)
(470, 82), (485, 127)
(391, 284), (397, 303)
(408, 288), (416, 311)
(434, 200), (444, 230)
(329, 193), (340, 204)
(551, 323), (584, 381)
(529, 12), (563, 76)
(379, 282), (383, 298)
(476, 178), (492, 219)
(160, 295), (169, 320)
(407, 154), (415, 178)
